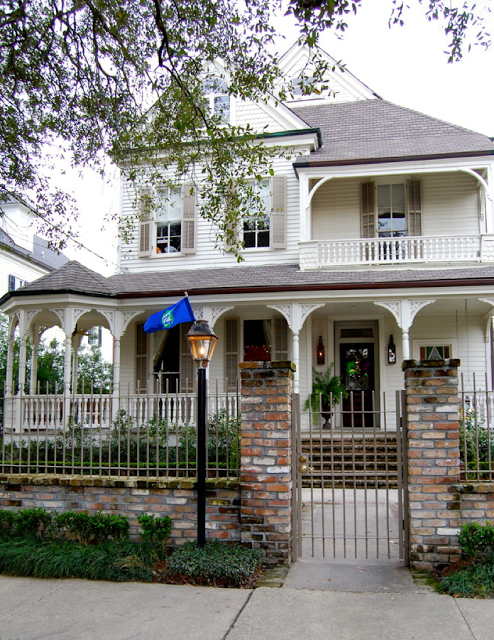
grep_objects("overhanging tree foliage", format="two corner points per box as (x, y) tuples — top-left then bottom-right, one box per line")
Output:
(0, 0), (490, 257)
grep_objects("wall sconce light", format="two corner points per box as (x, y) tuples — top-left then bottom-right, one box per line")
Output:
(388, 334), (396, 364)
(316, 336), (325, 365)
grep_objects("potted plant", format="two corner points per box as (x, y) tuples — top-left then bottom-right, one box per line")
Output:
(304, 364), (348, 428)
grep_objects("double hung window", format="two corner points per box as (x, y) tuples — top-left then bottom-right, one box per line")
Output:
(156, 187), (182, 253)
(377, 184), (406, 238)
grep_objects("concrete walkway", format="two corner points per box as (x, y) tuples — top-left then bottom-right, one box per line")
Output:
(1, 570), (493, 640)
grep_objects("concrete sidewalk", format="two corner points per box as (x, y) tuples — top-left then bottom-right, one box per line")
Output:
(1, 572), (493, 640)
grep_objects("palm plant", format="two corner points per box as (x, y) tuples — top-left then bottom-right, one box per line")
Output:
(304, 364), (347, 428)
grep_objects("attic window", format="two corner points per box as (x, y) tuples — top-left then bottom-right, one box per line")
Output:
(202, 79), (230, 123)
(292, 75), (314, 96)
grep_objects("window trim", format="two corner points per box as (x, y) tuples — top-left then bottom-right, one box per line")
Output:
(412, 340), (457, 361)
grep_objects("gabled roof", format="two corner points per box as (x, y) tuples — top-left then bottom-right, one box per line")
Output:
(291, 100), (494, 166)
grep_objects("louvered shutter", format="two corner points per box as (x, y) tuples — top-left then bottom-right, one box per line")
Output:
(135, 323), (148, 393)
(407, 180), (422, 236)
(8, 275), (15, 292)
(272, 316), (288, 361)
(180, 323), (194, 392)
(138, 187), (153, 257)
(181, 184), (196, 254)
(223, 183), (239, 251)
(361, 182), (375, 238)
(270, 176), (287, 249)
(225, 318), (239, 391)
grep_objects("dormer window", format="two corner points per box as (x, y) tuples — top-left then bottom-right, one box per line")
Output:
(202, 79), (230, 123)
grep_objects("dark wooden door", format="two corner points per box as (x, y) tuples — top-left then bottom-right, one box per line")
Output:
(340, 343), (375, 428)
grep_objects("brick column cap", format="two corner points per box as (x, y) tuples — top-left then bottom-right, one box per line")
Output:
(402, 358), (461, 372)
(239, 361), (296, 372)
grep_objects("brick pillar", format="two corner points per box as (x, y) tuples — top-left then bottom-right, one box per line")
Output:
(239, 361), (294, 565)
(403, 359), (462, 570)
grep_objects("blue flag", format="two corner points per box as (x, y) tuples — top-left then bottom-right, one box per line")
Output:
(144, 297), (196, 333)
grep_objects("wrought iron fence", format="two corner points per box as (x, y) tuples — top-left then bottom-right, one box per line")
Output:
(1, 381), (240, 479)
(460, 375), (494, 482)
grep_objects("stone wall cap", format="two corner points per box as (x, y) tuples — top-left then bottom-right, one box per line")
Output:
(239, 361), (296, 372)
(402, 358), (461, 371)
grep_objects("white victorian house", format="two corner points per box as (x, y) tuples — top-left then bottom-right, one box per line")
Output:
(2, 44), (494, 432)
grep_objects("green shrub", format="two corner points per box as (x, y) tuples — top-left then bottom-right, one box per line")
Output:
(0, 510), (16, 539)
(54, 511), (129, 545)
(15, 508), (53, 539)
(165, 541), (262, 587)
(457, 521), (494, 564)
(138, 514), (172, 550)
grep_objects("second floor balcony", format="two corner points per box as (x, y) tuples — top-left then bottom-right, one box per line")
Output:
(299, 234), (494, 270)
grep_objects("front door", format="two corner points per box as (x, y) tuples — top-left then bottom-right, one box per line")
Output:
(340, 343), (375, 428)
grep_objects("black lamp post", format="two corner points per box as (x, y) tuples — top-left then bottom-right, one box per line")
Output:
(186, 320), (218, 548)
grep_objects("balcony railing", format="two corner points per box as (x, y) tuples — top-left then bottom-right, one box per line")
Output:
(299, 235), (494, 270)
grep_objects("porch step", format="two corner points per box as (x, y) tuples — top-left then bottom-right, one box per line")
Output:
(300, 434), (401, 489)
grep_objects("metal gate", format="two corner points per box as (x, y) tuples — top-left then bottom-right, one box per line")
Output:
(292, 391), (408, 563)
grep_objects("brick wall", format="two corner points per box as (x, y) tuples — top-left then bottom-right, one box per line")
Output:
(455, 483), (494, 523)
(403, 359), (462, 570)
(0, 362), (295, 566)
(0, 476), (240, 545)
(239, 361), (294, 565)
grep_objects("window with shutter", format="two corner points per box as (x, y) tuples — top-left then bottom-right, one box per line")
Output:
(225, 318), (239, 391)
(138, 184), (196, 257)
(135, 323), (148, 393)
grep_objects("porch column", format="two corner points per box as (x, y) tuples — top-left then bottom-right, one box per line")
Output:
(18, 334), (27, 395)
(29, 328), (41, 395)
(292, 331), (300, 391)
(71, 334), (83, 393)
(113, 338), (121, 397)
(63, 335), (72, 394)
(5, 317), (15, 396)
(374, 299), (435, 360)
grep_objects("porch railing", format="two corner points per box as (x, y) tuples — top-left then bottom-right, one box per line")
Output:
(1, 383), (240, 479)
(299, 235), (488, 269)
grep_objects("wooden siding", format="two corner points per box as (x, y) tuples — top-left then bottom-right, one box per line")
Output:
(118, 156), (302, 273)
(311, 173), (480, 241)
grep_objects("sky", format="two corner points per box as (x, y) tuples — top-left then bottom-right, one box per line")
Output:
(63, 1), (494, 275)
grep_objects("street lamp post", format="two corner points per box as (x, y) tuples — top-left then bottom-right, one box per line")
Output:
(186, 320), (218, 548)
